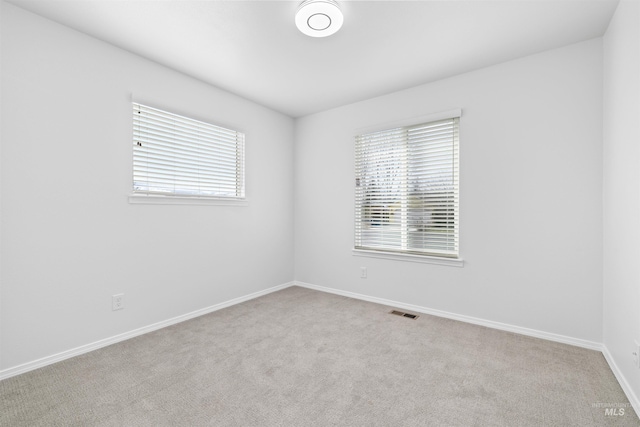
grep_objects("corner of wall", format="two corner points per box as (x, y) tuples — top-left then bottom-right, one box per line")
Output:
(0, 0), (5, 371)
(602, 0), (640, 414)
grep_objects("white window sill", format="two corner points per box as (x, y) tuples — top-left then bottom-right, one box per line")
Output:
(128, 193), (248, 206)
(352, 249), (464, 267)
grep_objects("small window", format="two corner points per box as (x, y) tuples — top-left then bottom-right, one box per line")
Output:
(132, 103), (245, 199)
(355, 116), (459, 258)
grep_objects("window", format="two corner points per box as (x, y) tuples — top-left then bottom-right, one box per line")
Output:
(354, 116), (459, 259)
(132, 103), (245, 200)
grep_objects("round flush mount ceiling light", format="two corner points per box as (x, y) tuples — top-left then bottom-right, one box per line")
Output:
(295, 0), (343, 38)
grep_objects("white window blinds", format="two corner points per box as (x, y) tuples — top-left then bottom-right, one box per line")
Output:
(355, 117), (459, 258)
(132, 103), (245, 199)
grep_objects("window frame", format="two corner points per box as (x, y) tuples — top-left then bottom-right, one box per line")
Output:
(128, 102), (246, 206)
(353, 109), (463, 266)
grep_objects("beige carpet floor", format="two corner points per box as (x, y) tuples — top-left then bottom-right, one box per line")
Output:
(1, 286), (638, 426)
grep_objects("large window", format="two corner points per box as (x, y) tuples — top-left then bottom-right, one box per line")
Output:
(355, 116), (459, 258)
(132, 103), (245, 199)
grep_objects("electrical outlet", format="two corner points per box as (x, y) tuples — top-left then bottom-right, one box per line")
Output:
(360, 267), (367, 279)
(112, 294), (124, 311)
(634, 341), (640, 368)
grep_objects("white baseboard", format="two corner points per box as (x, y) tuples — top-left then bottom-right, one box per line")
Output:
(602, 346), (640, 417)
(294, 281), (603, 351)
(297, 282), (640, 414)
(0, 281), (294, 381)
(5, 279), (638, 416)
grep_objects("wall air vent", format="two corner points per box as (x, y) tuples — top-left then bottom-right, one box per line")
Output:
(390, 310), (418, 319)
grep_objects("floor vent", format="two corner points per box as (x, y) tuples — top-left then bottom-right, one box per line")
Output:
(390, 310), (418, 319)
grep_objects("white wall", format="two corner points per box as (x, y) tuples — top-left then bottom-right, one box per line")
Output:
(294, 39), (604, 343)
(603, 0), (640, 405)
(0, 0), (4, 370)
(0, 4), (294, 370)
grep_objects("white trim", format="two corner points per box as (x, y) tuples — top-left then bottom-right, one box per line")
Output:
(4, 279), (638, 414)
(0, 282), (294, 381)
(353, 249), (464, 267)
(602, 346), (640, 417)
(128, 193), (248, 206)
(294, 281), (601, 351)
(355, 108), (462, 136)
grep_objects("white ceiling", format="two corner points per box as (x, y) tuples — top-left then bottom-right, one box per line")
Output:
(7, 0), (618, 117)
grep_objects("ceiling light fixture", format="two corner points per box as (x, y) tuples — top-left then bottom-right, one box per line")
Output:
(295, 0), (343, 38)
